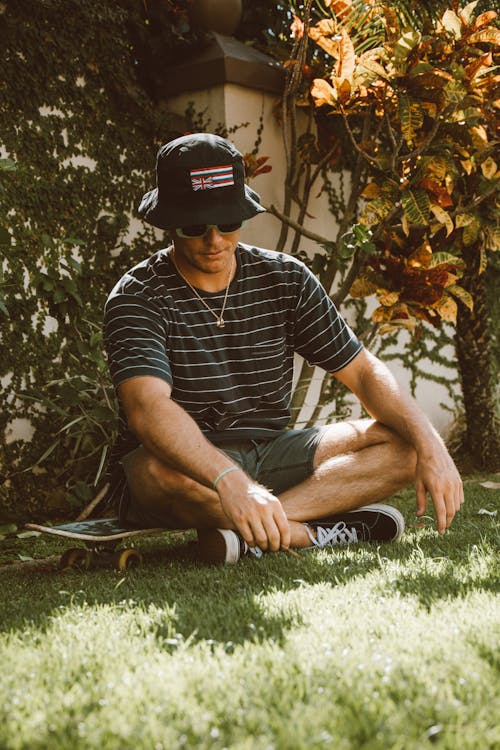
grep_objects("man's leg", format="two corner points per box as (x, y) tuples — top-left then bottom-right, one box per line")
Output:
(121, 418), (415, 549)
(278, 419), (416, 545)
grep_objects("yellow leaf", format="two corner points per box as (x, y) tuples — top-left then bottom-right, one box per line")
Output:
(380, 318), (416, 335)
(311, 78), (336, 107)
(455, 212), (474, 228)
(479, 245), (488, 273)
(471, 125), (488, 148)
(447, 284), (474, 310)
(433, 295), (458, 323)
(463, 217), (480, 246)
(460, 0), (480, 24)
(441, 9), (463, 38)
(460, 159), (474, 175)
(350, 276), (378, 298)
(356, 50), (389, 83)
(481, 157), (498, 179)
(309, 20), (340, 58)
(469, 28), (500, 45)
(361, 183), (382, 199)
(484, 226), (500, 252)
(402, 213), (410, 237)
(378, 290), (400, 307)
(408, 241), (432, 267)
(334, 28), (355, 85)
(372, 305), (391, 323)
(430, 205), (454, 237)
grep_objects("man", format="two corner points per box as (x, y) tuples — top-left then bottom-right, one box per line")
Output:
(103, 133), (463, 564)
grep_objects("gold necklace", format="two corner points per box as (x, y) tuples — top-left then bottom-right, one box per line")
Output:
(171, 248), (233, 329)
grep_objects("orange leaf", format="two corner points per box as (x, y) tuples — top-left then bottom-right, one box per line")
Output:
(468, 27), (500, 45)
(290, 14), (304, 39)
(465, 51), (493, 80)
(418, 178), (454, 208)
(472, 11), (498, 31)
(408, 241), (432, 268)
(361, 183), (382, 199)
(310, 78), (336, 107)
(334, 28), (355, 84)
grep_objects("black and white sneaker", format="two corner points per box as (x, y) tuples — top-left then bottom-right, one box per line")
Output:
(197, 528), (264, 565)
(305, 504), (405, 548)
(197, 504), (404, 565)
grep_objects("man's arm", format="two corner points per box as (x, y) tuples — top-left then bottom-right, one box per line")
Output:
(118, 376), (290, 551)
(334, 348), (464, 534)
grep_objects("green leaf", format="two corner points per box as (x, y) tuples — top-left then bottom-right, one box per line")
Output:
(463, 218), (480, 246)
(447, 284), (473, 310)
(359, 198), (394, 227)
(401, 189), (430, 225)
(444, 80), (467, 108)
(338, 224), (375, 258)
(429, 252), (464, 268)
(399, 95), (424, 146)
(394, 30), (421, 62)
(0, 524), (18, 535)
(0, 158), (16, 171)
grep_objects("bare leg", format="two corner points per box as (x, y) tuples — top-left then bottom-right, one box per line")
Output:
(122, 419), (416, 548)
(279, 419), (417, 546)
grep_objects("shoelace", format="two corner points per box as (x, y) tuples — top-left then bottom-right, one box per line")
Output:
(307, 521), (358, 548)
(242, 541), (264, 559)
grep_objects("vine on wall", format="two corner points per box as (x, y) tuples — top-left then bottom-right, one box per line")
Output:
(0, 0), (200, 520)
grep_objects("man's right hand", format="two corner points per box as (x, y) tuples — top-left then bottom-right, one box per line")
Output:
(215, 469), (290, 552)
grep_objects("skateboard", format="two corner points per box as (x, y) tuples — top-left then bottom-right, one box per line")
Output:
(24, 518), (169, 571)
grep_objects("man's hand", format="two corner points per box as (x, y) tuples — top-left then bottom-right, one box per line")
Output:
(415, 441), (464, 534)
(215, 470), (290, 552)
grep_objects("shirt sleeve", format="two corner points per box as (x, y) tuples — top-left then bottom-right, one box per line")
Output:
(103, 288), (172, 389)
(293, 265), (363, 372)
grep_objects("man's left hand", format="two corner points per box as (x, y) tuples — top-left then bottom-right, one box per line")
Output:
(415, 443), (464, 534)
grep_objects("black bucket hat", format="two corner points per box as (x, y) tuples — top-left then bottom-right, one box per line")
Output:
(138, 133), (266, 230)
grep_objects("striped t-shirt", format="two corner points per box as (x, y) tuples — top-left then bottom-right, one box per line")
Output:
(103, 242), (362, 473)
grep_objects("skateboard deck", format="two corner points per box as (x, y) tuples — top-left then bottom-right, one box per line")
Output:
(25, 518), (169, 571)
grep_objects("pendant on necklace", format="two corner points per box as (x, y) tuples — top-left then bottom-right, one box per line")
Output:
(216, 318), (225, 329)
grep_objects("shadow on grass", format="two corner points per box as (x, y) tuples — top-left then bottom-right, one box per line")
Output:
(1, 506), (497, 650)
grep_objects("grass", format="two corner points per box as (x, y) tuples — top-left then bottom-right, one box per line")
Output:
(0, 475), (499, 750)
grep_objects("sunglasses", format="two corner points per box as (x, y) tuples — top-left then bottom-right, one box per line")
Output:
(175, 221), (246, 239)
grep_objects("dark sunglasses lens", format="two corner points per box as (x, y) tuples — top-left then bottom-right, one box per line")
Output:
(180, 225), (207, 237)
(218, 222), (242, 233)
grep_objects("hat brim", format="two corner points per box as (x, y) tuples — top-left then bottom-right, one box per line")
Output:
(138, 184), (266, 231)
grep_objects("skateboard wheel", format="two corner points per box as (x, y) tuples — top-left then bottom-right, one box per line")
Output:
(114, 548), (143, 571)
(59, 547), (93, 571)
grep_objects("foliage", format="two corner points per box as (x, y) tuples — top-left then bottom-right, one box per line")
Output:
(0, 0), (195, 521)
(308, 1), (499, 331)
(267, 0), (499, 457)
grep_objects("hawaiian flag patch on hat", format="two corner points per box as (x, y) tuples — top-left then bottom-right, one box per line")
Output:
(190, 164), (234, 191)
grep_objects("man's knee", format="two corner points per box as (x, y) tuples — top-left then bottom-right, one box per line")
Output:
(125, 448), (198, 497)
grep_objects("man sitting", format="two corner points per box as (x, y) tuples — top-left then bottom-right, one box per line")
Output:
(103, 133), (463, 563)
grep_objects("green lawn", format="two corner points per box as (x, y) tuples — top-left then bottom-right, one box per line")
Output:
(0, 476), (499, 750)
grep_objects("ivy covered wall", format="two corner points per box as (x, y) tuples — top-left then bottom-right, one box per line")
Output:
(0, 0), (199, 520)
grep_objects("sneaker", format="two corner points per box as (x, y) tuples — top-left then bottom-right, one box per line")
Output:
(305, 503), (405, 548)
(197, 528), (263, 565)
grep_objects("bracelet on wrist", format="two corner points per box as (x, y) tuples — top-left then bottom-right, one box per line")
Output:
(212, 466), (240, 490)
